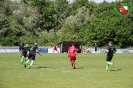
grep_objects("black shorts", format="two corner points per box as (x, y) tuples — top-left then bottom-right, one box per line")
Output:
(22, 52), (28, 58)
(28, 53), (36, 61)
(95, 48), (97, 52)
(106, 55), (113, 61)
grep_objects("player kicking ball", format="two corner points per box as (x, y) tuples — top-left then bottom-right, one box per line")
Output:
(104, 41), (116, 71)
(68, 44), (77, 69)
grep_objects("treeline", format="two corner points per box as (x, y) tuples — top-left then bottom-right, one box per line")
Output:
(0, 0), (133, 48)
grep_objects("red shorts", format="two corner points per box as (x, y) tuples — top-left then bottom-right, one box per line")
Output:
(53, 48), (57, 50)
(69, 54), (76, 61)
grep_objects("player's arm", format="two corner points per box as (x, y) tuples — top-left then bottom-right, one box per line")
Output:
(68, 52), (69, 57)
(104, 50), (109, 53)
(19, 45), (21, 52)
(26, 47), (30, 56)
(68, 48), (70, 57)
(75, 48), (78, 57)
(36, 50), (42, 56)
(113, 48), (116, 53)
(35, 46), (41, 56)
(104, 47), (109, 53)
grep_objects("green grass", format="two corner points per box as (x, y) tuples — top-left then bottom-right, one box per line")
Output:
(0, 53), (133, 88)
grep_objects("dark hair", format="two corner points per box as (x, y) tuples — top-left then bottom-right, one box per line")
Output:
(109, 41), (113, 45)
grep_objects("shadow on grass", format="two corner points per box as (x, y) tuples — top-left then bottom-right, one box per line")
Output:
(76, 67), (84, 69)
(110, 69), (122, 71)
(36, 66), (47, 69)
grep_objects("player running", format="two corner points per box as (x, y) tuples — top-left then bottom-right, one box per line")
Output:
(24, 42), (41, 69)
(19, 41), (24, 57)
(105, 41), (116, 71)
(68, 44), (77, 69)
(20, 43), (29, 65)
(53, 44), (59, 53)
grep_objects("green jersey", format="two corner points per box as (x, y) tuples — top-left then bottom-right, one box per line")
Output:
(19, 43), (24, 51)
(107, 46), (116, 56)
(29, 44), (38, 55)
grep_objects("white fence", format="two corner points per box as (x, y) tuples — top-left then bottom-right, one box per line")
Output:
(0, 48), (133, 53)
(83, 48), (133, 53)
(0, 48), (60, 53)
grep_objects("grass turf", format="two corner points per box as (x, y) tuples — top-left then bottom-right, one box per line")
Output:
(0, 53), (133, 88)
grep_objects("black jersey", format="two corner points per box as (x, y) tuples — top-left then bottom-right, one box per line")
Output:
(107, 46), (116, 56)
(19, 43), (24, 51)
(22, 46), (29, 53)
(94, 44), (98, 48)
(29, 44), (38, 55)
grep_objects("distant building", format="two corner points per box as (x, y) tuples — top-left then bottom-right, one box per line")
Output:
(57, 41), (83, 53)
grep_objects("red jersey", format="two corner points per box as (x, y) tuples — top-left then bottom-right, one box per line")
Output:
(53, 45), (57, 50)
(68, 46), (77, 54)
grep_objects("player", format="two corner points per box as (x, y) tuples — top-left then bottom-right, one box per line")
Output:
(68, 44), (77, 69)
(20, 43), (29, 65)
(86, 48), (91, 53)
(24, 42), (41, 69)
(53, 44), (59, 53)
(19, 41), (24, 57)
(105, 41), (116, 71)
(94, 43), (98, 55)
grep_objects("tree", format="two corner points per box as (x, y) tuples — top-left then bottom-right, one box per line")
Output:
(60, 6), (94, 41)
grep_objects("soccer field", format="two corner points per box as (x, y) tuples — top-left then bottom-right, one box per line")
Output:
(0, 53), (133, 88)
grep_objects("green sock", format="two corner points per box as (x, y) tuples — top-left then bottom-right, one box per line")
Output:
(30, 61), (34, 67)
(26, 59), (29, 65)
(24, 58), (26, 62)
(107, 62), (113, 65)
(106, 63), (109, 70)
(20, 59), (24, 63)
(20, 52), (22, 57)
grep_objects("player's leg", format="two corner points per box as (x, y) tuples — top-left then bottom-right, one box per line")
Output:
(72, 55), (76, 69)
(106, 61), (110, 71)
(106, 56), (110, 71)
(25, 56), (29, 64)
(19, 51), (22, 57)
(20, 55), (24, 65)
(29, 60), (34, 69)
(29, 55), (35, 69)
(106, 55), (113, 71)
(22, 53), (27, 64)
(95, 48), (97, 55)
(53, 49), (55, 53)
(24, 54), (31, 68)
(21, 52), (27, 64)
(107, 56), (113, 65)
(69, 58), (73, 67)
(72, 60), (76, 69)
(56, 49), (59, 53)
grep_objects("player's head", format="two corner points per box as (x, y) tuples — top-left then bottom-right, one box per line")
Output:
(26, 43), (29, 47)
(72, 44), (74, 47)
(20, 41), (23, 43)
(34, 41), (38, 45)
(109, 41), (113, 46)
